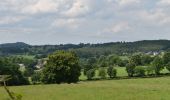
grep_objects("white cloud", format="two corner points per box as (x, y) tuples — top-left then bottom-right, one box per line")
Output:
(157, 0), (170, 6)
(22, 0), (59, 14)
(139, 9), (170, 25)
(116, 0), (141, 6)
(100, 22), (130, 35)
(52, 18), (85, 29)
(0, 16), (25, 24)
(64, 0), (91, 17)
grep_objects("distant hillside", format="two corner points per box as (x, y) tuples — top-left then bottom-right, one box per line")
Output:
(0, 40), (170, 58)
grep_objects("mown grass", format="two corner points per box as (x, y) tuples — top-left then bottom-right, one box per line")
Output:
(1, 77), (170, 100)
(1, 67), (170, 100)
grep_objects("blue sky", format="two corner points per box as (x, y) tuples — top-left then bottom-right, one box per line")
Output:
(0, 0), (170, 45)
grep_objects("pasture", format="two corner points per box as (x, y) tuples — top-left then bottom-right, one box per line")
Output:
(1, 67), (170, 100)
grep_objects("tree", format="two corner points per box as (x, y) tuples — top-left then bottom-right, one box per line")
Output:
(31, 71), (41, 84)
(163, 52), (170, 64)
(98, 68), (107, 79)
(107, 66), (117, 78)
(166, 62), (170, 72)
(84, 57), (97, 75)
(0, 58), (29, 86)
(126, 62), (136, 77)
(86, 69), (95, 80)
(130, 54), (142, 66)
(134, 66), (145, 77)
(141, 55), (153, 65)
(151, 56), (164, 75)
(41, 51), (81, 84)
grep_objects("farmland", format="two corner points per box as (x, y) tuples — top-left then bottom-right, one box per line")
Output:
(1, 76), (170, 100)
(1, 67), (170, 100)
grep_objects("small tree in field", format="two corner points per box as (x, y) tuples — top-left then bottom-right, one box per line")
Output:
(107, 66), (117, 78)
(86, 69), (95, 80)
(151, 56), (164, 75)
(134, 66), (146, 77)
(98, 68), (107, 79)
(126, 62), (136, 77)
(166, 62), (170, 72)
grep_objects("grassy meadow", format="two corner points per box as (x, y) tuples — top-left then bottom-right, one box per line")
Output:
(1, 77), (170, 100)
(1, 67), (170, 100)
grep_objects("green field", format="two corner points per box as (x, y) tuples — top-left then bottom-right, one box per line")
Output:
(1, 77), (170, 100)
(1, 67), (170, 100)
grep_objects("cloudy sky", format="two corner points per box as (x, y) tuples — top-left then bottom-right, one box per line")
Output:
(0, 0), (170, 45)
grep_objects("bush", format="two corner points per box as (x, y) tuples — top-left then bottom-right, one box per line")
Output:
(86, 69), (95, 80)
(98, 68), (107, 79)
(107, 66), (117, 78)
(151, 56), (164, 75)
(146, 66), (154, 76)
(0, 58), (29, 86)
(126, 62), (136, 77)
(41, 51), (81, 84)
(166, 62), (170, 72)
(31, 71), (41, 84)
(134, 66), (146, 77)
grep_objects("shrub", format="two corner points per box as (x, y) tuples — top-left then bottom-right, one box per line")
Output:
(107, 66), (117, 78)
(86, 69), (95, 80)
(126, 62), (136, 77)
(166, 62), (170, 72)
(31, 71), (41, 84)
(134, 66), (146, 77)
(98, 68), (107, 79)
(146, 66), (154, 76)
(151, 56), (164, 75)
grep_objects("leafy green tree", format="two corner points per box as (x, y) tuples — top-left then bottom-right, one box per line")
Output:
(84, 57), (97, 75)
(141, 55), (153, 65)
(151, 56), (164, 75)
(41, 51), (81, 84)
(98, 68), (107, 79)
(134, 66), (145, 77)
(0, 58), (29, 86)
(163, 52), (170, 64)
(31, 71), (41, 84)
(130, 54), (142, 66)
(86, 69), (95, 80)
(146, 66), (154, 76)
(107, 66), (117, 78)
(166, 62), (170, 72)
(126, 62), (136, 77)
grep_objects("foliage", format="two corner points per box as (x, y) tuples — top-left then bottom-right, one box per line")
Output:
(107, 66), (117, 78)
(41, 51), (81, 84)
(130, 54), (142, 66)
(141, 55), (154, 65)
(151, 56), (164, 75)
(0, 58), (29, 86)
(146, 66), (154, 76)
(126, 62), (136, 77)
(31, 71), (41, 84)
(163, 52), (170, 64)
(86, 69), (95, 80)
(134, 66), (146, 77)
(98, 68), (107, 79)
(84, 57), (97, 75)
(166, 62), (170, 72)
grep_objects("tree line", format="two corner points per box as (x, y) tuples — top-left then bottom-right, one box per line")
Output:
(1, 51), (170, 85)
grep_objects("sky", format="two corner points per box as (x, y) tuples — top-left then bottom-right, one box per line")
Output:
(0, 0), (170, 45)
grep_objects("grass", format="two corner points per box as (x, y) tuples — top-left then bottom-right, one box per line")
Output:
(1, 77), (170, 100)
(1, 67), (170, 100)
